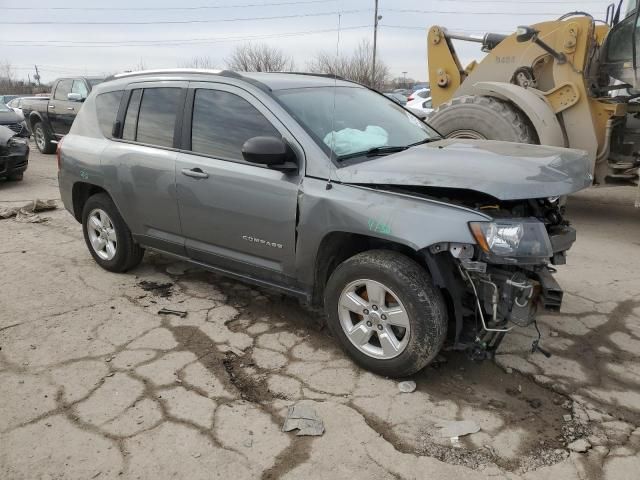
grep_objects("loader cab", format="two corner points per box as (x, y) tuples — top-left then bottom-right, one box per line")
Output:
(601, 4), (639, 88)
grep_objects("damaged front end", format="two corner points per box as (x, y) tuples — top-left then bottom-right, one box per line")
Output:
(426, 197), (573, 359)
(0, 125), (29, 180)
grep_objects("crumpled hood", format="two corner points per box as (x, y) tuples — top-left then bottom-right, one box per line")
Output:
(336, 139), (593, 200)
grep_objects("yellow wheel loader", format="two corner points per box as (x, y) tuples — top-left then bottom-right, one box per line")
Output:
(427, 2), (639, 185)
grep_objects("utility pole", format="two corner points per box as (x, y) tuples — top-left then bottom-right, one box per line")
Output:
(402, 71), (407, 89)
(372, 0), (379, 89)
(34, 65), (41, 86)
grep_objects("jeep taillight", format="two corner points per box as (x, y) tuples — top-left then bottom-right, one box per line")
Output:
(56, 137), (64, 170)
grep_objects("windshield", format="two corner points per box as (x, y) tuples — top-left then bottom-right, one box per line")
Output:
(88, 79), (105, 87)
(274, 86), (438, 160)
(0, 103), (11, 112)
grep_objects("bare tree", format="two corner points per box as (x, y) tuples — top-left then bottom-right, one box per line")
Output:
(179, 56), (218, 69)
(226, 43), (294, 72)
(307, 39), (389, 89)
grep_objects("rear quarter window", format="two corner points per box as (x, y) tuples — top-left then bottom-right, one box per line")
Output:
(95, 90), (123, 138)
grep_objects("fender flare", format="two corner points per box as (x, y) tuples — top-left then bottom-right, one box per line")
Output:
(464, 81), (567, 148)
(28, 111), (45, 129)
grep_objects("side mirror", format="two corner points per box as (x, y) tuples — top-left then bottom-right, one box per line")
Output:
(242, 136), (297, 172)
(67, 92), (84, 102)
(516, 25), (538, 43)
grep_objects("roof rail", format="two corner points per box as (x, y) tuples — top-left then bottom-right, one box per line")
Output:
(113, 68), (224, 79)
(281, 71), (346, 81)
(109, 68), (271, 92)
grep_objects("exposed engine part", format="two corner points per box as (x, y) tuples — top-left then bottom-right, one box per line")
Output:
(460, 265), (542, 333)
(511, 67), (537, 88)
(458, 265), (513, 333)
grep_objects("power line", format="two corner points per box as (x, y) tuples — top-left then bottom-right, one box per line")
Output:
(4, 25), (370, 47)
(384, 8), (605, 16)
(1, 0), (336, 10)
(0, 9), (367, 25)
(0, 25), (371, 48)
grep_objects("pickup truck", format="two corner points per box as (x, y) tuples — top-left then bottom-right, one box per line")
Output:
(24, 76), (104, 153)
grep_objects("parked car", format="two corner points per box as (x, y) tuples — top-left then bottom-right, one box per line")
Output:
(407, 87), (430, 102)
(0, 102), (29, 138)
(383, 92), (408, 105)
(406, 96), (434, 117)
(24, 76), (104, 154)
(411, 83), (429, 93)
(0, 125), (29, 181)
(0, 95), (19, 105)
(6, 97), (49, 133)
(58, 70), (590, 376)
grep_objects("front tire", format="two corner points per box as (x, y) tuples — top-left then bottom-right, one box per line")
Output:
(7, 172), (24, 181)
(324, 250), (447, 377)
(81, 193), (144, 272)
(428, 95), (539, 144)
(32, 121), (56, 154)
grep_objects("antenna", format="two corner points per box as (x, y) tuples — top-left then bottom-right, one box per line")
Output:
(326, 10), (342, 190)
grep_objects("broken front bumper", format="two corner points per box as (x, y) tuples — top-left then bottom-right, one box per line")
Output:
(0, 138), (29, 179)
(426, 225), (575, 352)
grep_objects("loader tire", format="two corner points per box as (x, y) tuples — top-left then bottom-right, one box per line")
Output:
(428, 95), (539, 144)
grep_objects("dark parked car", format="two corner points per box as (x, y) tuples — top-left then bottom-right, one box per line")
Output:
(0, 102), (29, 138)
(0, 124), (29, 181)
(24, 77), (104, 154)
(58, 70), (589, 376)
(383, 92), (408, 105)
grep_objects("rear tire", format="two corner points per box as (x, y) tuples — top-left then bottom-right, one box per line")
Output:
(81, 193), (144, 273)
(324, 250), (447, 377)
(428, 95), (539, 144)
(32, 121), (56, 154)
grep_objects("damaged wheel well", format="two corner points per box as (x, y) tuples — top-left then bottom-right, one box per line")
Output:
(311, 232), (428, 306)
(71, 182), (108, 222)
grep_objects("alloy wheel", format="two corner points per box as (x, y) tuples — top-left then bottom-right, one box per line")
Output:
(337, 279), (411, 359)
(87, 208), (117, 261)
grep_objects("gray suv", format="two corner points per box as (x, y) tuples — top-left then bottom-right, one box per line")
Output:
(58, 70), (591, 376)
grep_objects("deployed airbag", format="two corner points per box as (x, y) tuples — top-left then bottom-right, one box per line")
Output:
(323, 125), (388, 156)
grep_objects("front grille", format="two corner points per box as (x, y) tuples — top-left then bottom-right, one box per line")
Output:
(2, 123), (23, 135)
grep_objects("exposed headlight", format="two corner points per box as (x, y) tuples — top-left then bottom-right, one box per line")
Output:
(469, 218), (553, 261)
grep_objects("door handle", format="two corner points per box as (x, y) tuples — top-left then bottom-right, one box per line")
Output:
(66, 107), (74, 111)
(48, 105), (55, 109)
(181, 167), (209, 179)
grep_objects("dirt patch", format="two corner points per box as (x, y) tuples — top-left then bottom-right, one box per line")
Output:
(222, 350), (284, 403)
(137, 280), (173, 298)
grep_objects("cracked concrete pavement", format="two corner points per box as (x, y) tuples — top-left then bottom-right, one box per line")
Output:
(1, 148), (639, 479)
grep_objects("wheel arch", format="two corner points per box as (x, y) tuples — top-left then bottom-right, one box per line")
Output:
(463, 81), (567, 147)
(71, 182), (109, 222)
(28, 111), (46, 129)
(310, 231), (433, 307)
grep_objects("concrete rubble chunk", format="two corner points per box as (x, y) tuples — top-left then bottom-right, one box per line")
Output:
(282, 404), (325, 436)
(437, 420), (481, 438)
(398, 380), (417, 393)
(568, 438), (591, 453)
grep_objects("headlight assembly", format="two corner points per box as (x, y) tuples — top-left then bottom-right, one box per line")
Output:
(469, 218), (553, 262)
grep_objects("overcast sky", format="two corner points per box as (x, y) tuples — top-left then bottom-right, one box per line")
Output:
(0, 0), (631, 85)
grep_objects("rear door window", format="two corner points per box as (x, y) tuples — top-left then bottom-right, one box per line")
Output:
(95, 90), (123, 138)
(136, 88), (181, 148)
(53, 80), (72, 101)
(190, 89), (279, 161)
